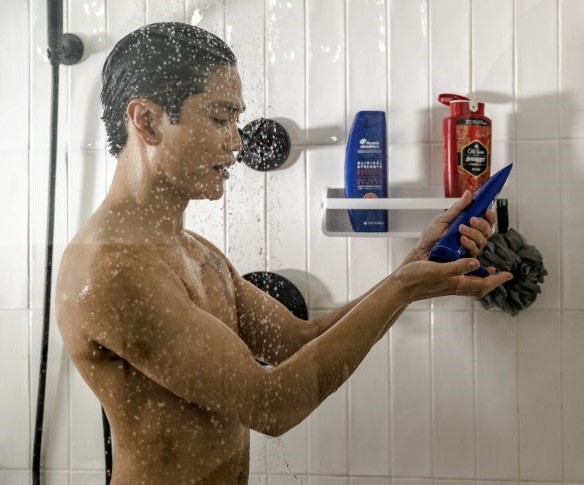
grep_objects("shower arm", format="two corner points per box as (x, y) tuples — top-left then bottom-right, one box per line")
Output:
(33, 2), (84, 485)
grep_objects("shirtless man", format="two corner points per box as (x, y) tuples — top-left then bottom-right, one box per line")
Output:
(56, 22), (512, 485)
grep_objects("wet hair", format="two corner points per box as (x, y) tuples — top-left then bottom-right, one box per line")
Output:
(101, 22), (237, 157)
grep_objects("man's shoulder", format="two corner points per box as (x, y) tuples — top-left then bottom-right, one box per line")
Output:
(62, 238), (149, 272)
(58, 238), (165, 304)
(183, 229), (222, 255)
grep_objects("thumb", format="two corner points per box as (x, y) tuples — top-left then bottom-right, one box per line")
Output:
(442, 257), (480, 276)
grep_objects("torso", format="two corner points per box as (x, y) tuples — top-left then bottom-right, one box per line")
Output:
(57, 214), (251, 485)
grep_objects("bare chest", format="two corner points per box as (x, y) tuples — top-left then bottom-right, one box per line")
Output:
(162, 243), (239, 333)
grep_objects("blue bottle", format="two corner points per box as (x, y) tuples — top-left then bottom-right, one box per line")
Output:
(344, 111), (388, 232)
(429, 163), (513, 277)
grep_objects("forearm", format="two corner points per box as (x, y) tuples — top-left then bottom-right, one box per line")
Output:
(250, 272), (409, 436)
(310, 246), (422, 341)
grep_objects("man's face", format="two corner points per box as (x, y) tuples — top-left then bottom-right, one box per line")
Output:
(157, 65), (245, 201)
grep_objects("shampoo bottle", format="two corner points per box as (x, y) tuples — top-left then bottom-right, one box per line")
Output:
(439, 93), (492, 197)
(429, 163), (513, 277)
(344, 111), (388, 232)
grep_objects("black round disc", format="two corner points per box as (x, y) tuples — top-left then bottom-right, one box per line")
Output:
(242, 271), (308, 320)
(237, 118), (291, 171)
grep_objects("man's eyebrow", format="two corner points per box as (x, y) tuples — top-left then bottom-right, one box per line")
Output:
(207, 101), (246, 114)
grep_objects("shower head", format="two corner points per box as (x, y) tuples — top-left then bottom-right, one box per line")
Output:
(237, 118), (291, 171)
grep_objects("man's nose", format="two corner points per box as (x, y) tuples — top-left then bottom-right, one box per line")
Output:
(225, 124), (243, 152)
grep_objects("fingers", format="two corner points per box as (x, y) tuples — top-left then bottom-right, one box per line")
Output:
(484, 208), (496, 227)
(436, 192), (496, 235)
(397, 259), (513, 303)
(444, 257), (481, 276)
(440, 258), (513, 296)
(477, 271), (514, 296)
(459, 224), (488, 257)
(434, 190), (473, 225)
(459, 214), (493, 256)
(485, 266), (497, 275)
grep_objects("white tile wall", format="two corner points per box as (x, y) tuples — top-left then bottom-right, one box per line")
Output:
(429, 0), (471, 142)
(267, 421), (308, 475)
(306, 0), (346, 145)
(560, 140), (584, 309)
(432, 311), (475, 479)
(29, 150), (68, 311)
(516, 141), (561, 310)
(390, 311), (432, 477)
(388, 0), (429, 144)
(309, 382), (349, 476)
(307, 145), (348, 308)
(3, 0), (584, 483)
(347, 0), (390, 302)
(29, 310), (69, 470)
(266, 149), (308, 296)
(475, 311), (518, 480)
(563, 311), (584, 481)
(67, 151), (107, 240)
(225, 0), (267, 274)
(518, 311), (562, 481)
(516, 0), (559, 140)
(266, 0), (306, 145)
(0, 470), (32, 485)
(0, 151), (29, 309)
(472, 0), (514, 142)
(348, 334), (390, 476)
(0, 1), (29, 151)
(68, 0), (106, 150)
(560, 0), (584, 138)
(0, 311), (30, 469)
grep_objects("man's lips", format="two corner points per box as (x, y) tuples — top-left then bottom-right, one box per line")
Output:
(213, 163), (233, 179)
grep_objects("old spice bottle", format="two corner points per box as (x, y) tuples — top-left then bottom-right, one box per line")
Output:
(439, 93), (491, 197)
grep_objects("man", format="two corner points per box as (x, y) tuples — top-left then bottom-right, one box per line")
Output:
(56, 22), (512, 485)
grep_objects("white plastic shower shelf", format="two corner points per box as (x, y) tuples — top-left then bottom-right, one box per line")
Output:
(323, 186), (457, 238)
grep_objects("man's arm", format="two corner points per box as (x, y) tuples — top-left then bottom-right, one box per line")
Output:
(309, 190), (496, 341)
(227, 190), (496, 363)
(61, 242), (510, 438)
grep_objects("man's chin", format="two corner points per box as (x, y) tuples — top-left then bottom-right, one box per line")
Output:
(188, 186), (225, 202)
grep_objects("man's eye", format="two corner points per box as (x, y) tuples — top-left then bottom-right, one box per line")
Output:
(213, 118), (230, 126)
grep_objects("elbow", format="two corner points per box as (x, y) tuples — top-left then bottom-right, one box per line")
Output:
(259, 422), (286, 439)
(253, 412), (302, 438)
(244, 367), (317, 438)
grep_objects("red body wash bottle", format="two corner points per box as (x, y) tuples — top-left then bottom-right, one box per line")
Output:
(439, 93), (491, 197)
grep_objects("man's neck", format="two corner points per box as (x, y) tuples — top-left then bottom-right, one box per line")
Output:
(104, 154), (189, 242)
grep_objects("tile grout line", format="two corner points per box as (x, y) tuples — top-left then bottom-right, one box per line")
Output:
(27, 0), (34, 470)
(556, 1), (564, 481)
(344, 0), (351, 473)
(303, 0), (312, 475)
(264, 0), (269, 273)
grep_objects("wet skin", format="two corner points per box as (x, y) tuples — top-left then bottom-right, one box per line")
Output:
(56, 65), (512, 484)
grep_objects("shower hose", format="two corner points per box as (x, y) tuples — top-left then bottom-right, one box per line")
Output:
(33, 2), (112, 484)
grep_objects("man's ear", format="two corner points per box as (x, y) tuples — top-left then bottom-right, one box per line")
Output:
(126, 99), (163, 146)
